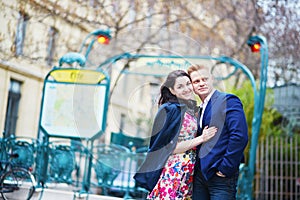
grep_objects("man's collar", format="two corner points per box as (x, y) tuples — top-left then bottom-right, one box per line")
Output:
(203, 89), (216, 104)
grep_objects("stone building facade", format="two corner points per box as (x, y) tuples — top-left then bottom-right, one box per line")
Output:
(0, 0), (246, 143)
(0, 0), (102, 138)
(0, 0), (156, 142)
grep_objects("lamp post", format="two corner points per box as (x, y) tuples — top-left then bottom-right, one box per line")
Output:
(244, 35), (269, 199)
(78, 29), (112, 60)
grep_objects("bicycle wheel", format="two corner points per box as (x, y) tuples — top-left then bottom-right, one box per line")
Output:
(0, 167), (36, 200)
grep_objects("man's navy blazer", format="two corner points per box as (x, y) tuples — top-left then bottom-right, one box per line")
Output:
(197, 90), (248, 180)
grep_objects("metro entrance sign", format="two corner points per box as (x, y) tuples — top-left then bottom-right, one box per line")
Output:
(49, 69), (106, 84)
(36, 52), (111, 190)
(38, 68), (109, 140)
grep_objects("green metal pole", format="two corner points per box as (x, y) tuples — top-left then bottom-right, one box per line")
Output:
(246, 35), (269, 199)
(80, 139), (94, 194)
(38, 134), (49, 188)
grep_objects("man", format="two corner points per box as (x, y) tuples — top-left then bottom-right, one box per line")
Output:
(187, 64), (248, 200)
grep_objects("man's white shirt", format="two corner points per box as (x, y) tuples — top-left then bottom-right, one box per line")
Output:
(199, 89), (216, 128)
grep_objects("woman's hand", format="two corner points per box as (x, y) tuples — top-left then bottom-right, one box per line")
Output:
(201, 126), (217, 142)
(173, 126), (217, 154)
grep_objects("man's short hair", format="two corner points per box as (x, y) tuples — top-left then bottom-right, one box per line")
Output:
(187, 64), (209, 75)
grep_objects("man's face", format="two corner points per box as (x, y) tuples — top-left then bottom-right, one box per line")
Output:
(189, 68), (214, 101)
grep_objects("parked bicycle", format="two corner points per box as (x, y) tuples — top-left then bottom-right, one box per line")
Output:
(0, 131), (36, 200)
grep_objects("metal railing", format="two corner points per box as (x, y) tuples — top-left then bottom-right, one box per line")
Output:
(254, 134), (300, 200)
(7, 133), (300, 200)
(1, 135), (148, 199)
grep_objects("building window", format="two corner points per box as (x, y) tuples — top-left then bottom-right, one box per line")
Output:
(4, 80), (22, 137)
(15, 12), (29, 56)
(46, 27), (58, 66)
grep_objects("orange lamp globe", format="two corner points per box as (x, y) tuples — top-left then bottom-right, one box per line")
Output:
(251, 43), (261, 52)
(97, 35), (110, 44)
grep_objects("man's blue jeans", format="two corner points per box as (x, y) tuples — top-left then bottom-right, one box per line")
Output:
(192, 166), (239, 200)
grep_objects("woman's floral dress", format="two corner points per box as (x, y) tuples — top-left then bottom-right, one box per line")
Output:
(147, 112), (197, 200)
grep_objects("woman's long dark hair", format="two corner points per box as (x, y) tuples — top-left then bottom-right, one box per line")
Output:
(158, 70), (192, 106)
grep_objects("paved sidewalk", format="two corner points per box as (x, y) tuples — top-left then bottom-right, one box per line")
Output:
(3, 182), (144, 199)
(30, 188), (123, 200)
(3, 184), (124, 200)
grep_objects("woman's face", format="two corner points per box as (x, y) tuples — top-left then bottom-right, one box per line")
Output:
(169, 76), (193, 100)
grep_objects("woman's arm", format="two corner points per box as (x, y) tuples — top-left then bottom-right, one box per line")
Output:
(173, 126), (217, 154)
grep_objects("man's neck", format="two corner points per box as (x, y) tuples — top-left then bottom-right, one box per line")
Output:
(201, 89), (216, 103)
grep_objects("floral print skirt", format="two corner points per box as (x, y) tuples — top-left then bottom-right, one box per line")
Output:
(147, 149), (196, 200)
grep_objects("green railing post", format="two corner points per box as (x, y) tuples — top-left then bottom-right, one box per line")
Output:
(80, 139), (93, 194)
(36, 134), (49, 188)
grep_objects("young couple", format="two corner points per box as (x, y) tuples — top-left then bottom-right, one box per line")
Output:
(134, 64), (248, 200)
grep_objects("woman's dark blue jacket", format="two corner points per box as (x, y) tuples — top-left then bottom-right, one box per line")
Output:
(133, 102), (187, 191)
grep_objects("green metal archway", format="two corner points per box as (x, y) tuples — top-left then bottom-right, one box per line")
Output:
(97, 35), (268, 199)
(36, 33), (268, 199)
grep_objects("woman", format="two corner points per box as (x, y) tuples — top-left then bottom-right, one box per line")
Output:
(134, 70), (217, 200)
